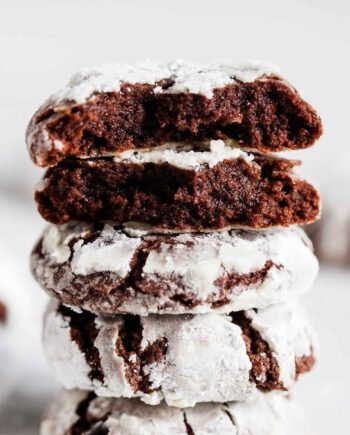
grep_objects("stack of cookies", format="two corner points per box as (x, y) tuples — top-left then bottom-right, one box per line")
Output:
(26, 61), (322, 434)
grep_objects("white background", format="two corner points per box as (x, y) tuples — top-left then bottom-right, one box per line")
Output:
(0, 0), (349, 433)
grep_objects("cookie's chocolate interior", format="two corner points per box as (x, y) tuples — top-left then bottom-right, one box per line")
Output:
(28, 79), (322, 167)
(36, 155), (320, 230)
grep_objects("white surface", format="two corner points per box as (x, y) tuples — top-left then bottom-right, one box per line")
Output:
(296, 267), (350, 435)
(0, 0), (349, 433)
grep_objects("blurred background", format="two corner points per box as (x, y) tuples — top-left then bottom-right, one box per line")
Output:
(0, 0), (349, 433)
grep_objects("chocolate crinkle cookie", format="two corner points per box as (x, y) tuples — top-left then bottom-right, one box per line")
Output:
(31, 223), (318, 315)
(40, 389), (307, 435)
(34, 141), (320, 230)
(43, 300), (316, 407)
(26, 60), (322, 168)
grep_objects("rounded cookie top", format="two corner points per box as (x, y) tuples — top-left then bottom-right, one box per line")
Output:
(43, 300), (316, 407)
(31, 223), (318, 315)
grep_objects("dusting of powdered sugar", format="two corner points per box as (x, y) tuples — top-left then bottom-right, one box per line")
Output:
(246, 302), (316, 388)
(139, 314), (253, 407)
(158, 59), (280, 97)
(142, 227), (318, 302)
(48, 59), (280, 104)
(93, 316), (134, 398)
(35, 224), (318, 314)
(43, 301), (315, 408)
(43, 301), (254, 407)
(35, 177), (49, 193)
(113, 139), (254, 170)
(42, 226), (73, 264)
(41, 224), (141, 277)
(226, 392), (306, 435)
(41, 389), (305, 435)
(70, 225), (141, 276)
(142, 231), (266, 298)
(40, 389), (87, 435)
(43, 301), (93, 390)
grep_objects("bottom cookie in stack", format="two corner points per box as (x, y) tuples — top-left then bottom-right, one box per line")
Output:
(41, 389), (307, 435)
(44, 300), (316, 408)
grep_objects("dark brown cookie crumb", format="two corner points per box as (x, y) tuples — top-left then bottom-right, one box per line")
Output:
(35, 155), (320, 230)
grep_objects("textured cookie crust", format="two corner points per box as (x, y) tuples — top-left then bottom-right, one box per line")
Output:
(31, 223), (318, 315)
(43, 301), (315, 407)
(35, 144), (320, 229)
(26, 60), (322, 167)
(307, 207), (350, 267)
(40, 389), (306, 435)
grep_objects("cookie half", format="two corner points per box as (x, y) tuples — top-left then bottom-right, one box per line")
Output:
(26, 60), (322, 167)
(43, 301), (316, 407)
(35, 142), (320, 229)
(32, 224), (318, 315)
(41, 389), (306, 435)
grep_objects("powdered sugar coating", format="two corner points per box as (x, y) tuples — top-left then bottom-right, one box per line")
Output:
(40, 224), (141, 276)
(32, 223), (318, 315)
(113, 139), (254, 169)
(41, 389), (306, 435)
(48, 59), (280, 104)
(43, 301), (315, 407)
(70, 227), (141, 276)
(246, 303), (316, 389)
(43, 306), (93, 391)
(139, 313), (252, 407)
(41, 389), (87, 435)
